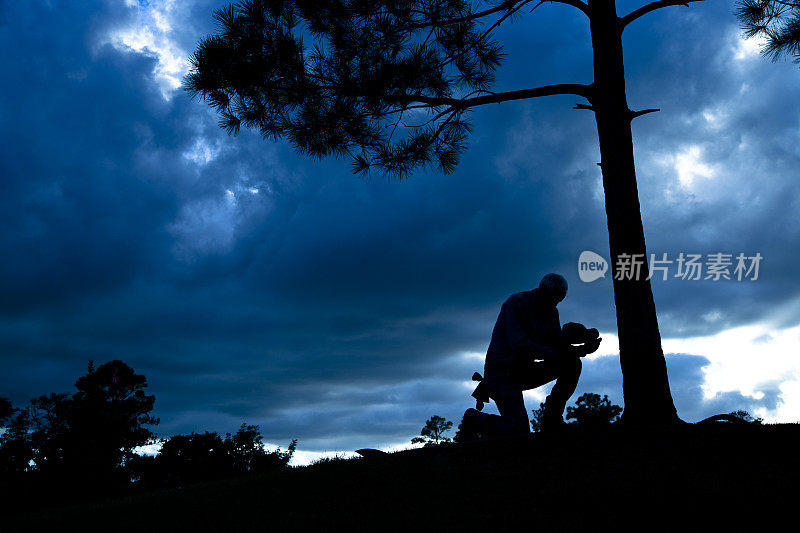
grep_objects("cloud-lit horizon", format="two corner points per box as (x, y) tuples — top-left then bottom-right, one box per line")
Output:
(2, 0), (799, 463)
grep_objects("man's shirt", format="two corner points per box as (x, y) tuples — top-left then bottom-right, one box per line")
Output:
(484, 288), (562, 371)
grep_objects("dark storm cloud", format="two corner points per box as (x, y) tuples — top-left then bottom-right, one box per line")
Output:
(0, 4), (174, 314)
(622, 1), (800, 336)
(1, 0), (798, 452)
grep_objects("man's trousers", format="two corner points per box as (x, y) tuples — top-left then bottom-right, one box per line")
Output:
(479, 355), (582, 437)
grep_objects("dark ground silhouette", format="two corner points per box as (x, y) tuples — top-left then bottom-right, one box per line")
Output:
(7, 423), (799, 531)
(3, 360), (795, 530)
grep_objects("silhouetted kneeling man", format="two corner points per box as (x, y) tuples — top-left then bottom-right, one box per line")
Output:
(465, 273), (601, 436)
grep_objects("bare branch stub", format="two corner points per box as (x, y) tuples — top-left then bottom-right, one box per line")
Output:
(629, 108), (661, 119)
(547, 0), (591, 16)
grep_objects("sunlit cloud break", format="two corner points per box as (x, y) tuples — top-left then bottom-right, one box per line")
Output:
(104, 0), (188, 99)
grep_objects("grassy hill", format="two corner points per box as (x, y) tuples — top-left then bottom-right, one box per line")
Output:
(9, 423), (800, 531)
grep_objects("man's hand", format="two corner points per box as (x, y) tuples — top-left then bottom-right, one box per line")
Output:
(581, 336), (602, 356)
(565, 337), (602, 357)
(564, 344), (584, 358)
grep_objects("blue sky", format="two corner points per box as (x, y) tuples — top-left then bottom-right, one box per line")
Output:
(1, 0), (799, 463)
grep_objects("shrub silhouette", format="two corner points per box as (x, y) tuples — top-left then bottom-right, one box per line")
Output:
(531, 392), (622, 431)
(132, 425), (295, 489)
(728, 410), (763, 424)
(566, 393), (622, 426)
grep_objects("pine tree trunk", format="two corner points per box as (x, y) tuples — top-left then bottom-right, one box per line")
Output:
(588, 0), (679, 423)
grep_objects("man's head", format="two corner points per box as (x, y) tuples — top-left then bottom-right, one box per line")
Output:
(538, 273), (568, 306)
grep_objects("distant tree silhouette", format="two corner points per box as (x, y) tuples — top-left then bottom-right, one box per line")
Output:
(186, 0), (712, 423)
(412, 415), (453, 446)
(0, 398), (12, 423)
(133, 425), (295, 488)
(0, 399), (34, 475)
(227, 424), (296, 472)
(26, 393), (71, 473)
(566, 393), (622, 426)
(69, 360), (158, 478)
(737, 0), (800, 65)
(0, 361), (159, 512)
(8, 361), (158, 490)
(1, 364), (297, 514)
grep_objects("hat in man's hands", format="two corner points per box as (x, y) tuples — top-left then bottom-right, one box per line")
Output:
(562, 322), (600, 345)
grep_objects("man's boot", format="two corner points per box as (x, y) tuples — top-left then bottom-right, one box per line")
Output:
(459, 408), (489, 441)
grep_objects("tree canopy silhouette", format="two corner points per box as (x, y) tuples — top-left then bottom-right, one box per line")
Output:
(24, 360), (158, 483)
(737, 0), (800, 64)
(0, 360), (159, 512)
(187, 0), (717, 423)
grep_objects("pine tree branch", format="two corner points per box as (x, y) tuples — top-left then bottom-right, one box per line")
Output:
(434, 0), (539, 74)
(618, 0), (706, 30)
(407, 0), (526, 29)
(485, 1), (543, 42)
(405, 0), (589, 31)
(390, 83), (592, 108)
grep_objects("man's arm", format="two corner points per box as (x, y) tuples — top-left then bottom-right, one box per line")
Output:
(499, 301), (559, 362)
